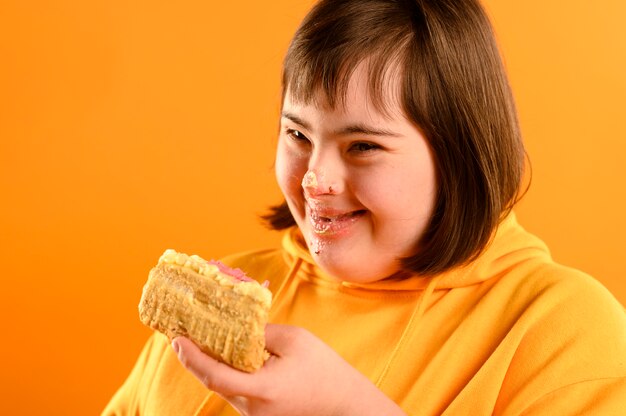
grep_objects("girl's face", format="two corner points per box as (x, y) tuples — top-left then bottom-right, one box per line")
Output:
(275, 66), (437, 283)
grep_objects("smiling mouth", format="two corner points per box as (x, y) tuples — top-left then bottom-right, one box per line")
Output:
(308, 209), (367, 235)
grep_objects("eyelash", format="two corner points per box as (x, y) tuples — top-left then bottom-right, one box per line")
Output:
(285, 128), (381, 154)
(285, 128), (309, 143)
(349, 142), (380, 153)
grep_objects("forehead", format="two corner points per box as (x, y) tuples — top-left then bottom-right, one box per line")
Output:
(284, 61), (405, 121)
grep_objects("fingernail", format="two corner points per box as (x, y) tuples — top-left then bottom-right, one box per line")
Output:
(172, 339), (180, 354)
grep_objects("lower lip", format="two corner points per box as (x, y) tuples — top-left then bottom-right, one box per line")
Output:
(307, 209), (365, 237)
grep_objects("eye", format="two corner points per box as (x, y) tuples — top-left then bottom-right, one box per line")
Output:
(349, 141), (380, 153)
(285, 128), (310, 143)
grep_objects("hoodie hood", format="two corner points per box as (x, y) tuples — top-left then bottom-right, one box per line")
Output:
(280, 212), (552, 291)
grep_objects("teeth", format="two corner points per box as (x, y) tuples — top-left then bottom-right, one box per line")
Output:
(308, 206), (365, 228)
(316, 213), (350, 222)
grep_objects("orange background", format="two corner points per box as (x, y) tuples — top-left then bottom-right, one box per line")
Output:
(1, 1), (624, 414)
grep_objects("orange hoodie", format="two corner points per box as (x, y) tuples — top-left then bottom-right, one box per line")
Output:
(103, 214), (626, 415)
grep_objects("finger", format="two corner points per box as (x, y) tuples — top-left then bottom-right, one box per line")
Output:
(264, 323), (311, 356)
(172, 337), (262, 398)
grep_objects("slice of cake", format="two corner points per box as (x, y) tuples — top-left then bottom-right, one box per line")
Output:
(138, 249), (272, 372)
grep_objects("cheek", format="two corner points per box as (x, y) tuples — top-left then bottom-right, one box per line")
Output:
(350, 166), (403, 211)
(355, 164), (436, 220)
(275, 141), (307, 197)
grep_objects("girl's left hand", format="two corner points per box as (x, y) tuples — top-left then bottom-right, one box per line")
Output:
(172, 323), (406, 416)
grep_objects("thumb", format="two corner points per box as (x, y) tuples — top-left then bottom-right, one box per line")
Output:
(264, 323), (312, 357)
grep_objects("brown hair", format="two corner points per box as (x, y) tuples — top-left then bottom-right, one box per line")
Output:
(263, 0), (527, 276)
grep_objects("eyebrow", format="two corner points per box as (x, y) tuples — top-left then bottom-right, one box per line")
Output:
(281, 111), (402, 138)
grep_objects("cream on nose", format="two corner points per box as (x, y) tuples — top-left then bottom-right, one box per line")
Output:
(302, 170), (319, 190)
(302, 169), (338, 196)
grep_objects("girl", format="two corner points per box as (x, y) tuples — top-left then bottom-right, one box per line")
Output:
(104, 0), (626, 414)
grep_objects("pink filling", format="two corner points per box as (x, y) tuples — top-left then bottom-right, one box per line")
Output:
(208, 260), (270, 288)
(208, 260), (253, 282)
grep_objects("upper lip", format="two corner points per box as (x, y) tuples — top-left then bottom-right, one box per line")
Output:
(305, 199), (364, 220)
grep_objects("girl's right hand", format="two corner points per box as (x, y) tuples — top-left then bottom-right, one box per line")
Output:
(172, 323), (407, 416)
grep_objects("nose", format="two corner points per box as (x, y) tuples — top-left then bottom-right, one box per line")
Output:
(301, 168), (343, 197)
(300, 143), (346, 197)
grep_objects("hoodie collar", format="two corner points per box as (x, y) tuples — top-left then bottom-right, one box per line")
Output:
(281, 212), (551, 292)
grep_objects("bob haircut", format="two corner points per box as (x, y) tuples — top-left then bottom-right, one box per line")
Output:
(264, 0), (526, 276)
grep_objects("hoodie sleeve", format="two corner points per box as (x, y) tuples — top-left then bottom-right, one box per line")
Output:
(498, 266), (626, 415)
